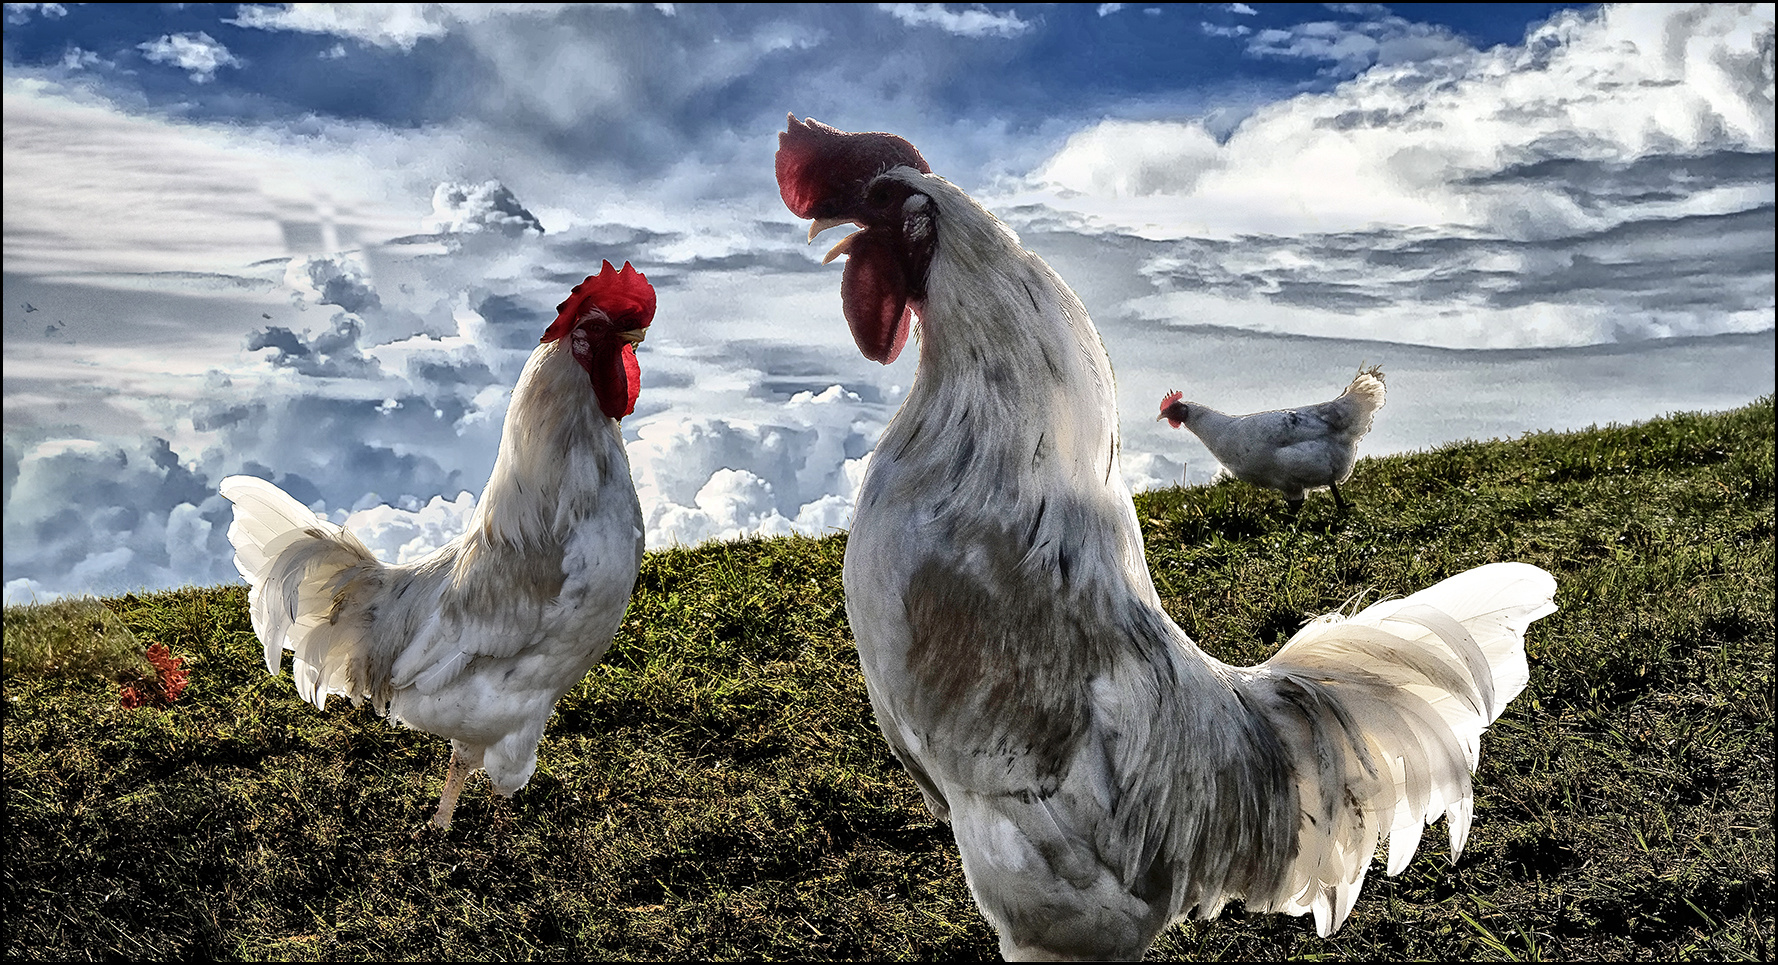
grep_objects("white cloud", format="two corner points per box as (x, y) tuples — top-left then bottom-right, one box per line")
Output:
(137, 32), (245, 83)
(423, 180), (545, 237)
(3, 578), (59, 606)
(342, 491), (477, 563)
(1097, 3), (1123, 16)
(230, 3), (460, 50)
(1245, 14), (1471, 76)
(1021, 4), (1776, 240)
(1122, 450), (1187, 493)
(628, 385), (885, 548)
(228, 3), (674, 51)
(879, 3), (1033, 39)
(57, 47), (107, 71)
(1229, 3), (1257, 15)
(1035, 119), (1225, 198)
(4, 3), (65, 26)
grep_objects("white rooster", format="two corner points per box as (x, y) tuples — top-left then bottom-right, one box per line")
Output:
(220, 260), (654, 829)
(778, 115), (1557, 960)
(1159, 365), (1386, 511)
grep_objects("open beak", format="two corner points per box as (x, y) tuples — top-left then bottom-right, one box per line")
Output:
(616, 328), (647, 345)
(806, 216), (853, 243)
(820, 229), (864, 265)
(807, 216), (864, 264)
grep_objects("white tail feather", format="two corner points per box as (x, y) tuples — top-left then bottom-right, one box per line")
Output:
(1250, 562), (1556, 936)
(220, 475), (384, 707)
(1341, 364), (1387, 419)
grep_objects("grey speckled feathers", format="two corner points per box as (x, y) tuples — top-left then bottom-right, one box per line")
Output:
(780, 116), (1556, 960)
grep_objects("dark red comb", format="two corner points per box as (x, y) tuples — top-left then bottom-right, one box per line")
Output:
(776, 114), (930, 219)
(542, 260), (655, 344)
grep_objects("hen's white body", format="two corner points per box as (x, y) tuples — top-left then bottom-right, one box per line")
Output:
(1165, 368), (1385, 508)
(840, 168), (1557, 959)
(221, 335), (643, 826)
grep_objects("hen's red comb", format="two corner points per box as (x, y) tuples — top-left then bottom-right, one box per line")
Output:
(541, 260), (655, 344)
(1159, 390), (1185, 427)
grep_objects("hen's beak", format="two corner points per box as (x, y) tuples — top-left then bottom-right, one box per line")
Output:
(616, 328), (647, 345)
(806, 216), (853, 243)
(820, 229), (864, 265)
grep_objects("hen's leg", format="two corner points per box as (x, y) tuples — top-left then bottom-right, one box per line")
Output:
(1330, 482), (1349, 511)
(432, 746), (474, 829)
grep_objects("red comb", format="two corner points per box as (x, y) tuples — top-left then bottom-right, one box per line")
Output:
(776, 114), (930, 219)
(1159, 390), (1185, 427)
(541, 261), (655, 344)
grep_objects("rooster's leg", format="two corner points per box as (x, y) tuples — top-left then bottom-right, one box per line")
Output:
(1330, 482), (1349, 511)
(432, 749), (473, 829)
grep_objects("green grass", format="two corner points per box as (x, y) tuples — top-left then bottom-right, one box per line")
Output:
(3, 596), (151, 681)
(5, 397), (1772, 961)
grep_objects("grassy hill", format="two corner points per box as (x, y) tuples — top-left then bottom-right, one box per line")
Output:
(5, 398), (1772, 961)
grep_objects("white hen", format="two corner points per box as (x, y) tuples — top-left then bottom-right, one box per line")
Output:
(220, 260), (653, 829)
(778, 115), (1557, 960)
(1159, 365), (1385, 511)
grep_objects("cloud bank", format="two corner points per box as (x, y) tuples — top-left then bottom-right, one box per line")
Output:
(3, 3), (1772, 603)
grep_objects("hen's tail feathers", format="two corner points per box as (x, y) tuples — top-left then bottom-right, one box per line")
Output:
(1339, 363), (1386, 419)
(219, 475), (386, 712)
(1248, 561), (1556, 937)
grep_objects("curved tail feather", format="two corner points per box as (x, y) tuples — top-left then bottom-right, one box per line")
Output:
(219, 475), (385, 710)
(1243, 562), (1556, 936)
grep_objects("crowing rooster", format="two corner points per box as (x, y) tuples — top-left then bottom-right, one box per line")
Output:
(1159, 365), (1385, 511)
(778, 115), (1557, 960)
(220, 260), (653, 829)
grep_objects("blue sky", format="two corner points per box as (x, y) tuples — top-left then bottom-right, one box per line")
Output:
(3, 4), (1583, 128)
(4, 3), (1774, 602)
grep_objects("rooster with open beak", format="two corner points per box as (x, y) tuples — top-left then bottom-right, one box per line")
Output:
(779, 114), (1558, 960)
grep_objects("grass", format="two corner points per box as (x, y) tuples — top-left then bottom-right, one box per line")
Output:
(4, 397), (1772, 961)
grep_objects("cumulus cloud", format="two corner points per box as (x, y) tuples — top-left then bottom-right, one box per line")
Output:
(4, 578), (58, 606)
(137, 32), (244, 83)
(1035, 119), (1224, 197)
(341, 490), (476, 563)
(2, 437), (238, 599)
(1025, 4), (1775, 241)
(879, 3), (1033, 39)
(423, 180), (545, 237)
(629, 385), (883, 547)
(247, 314), (385, 378)
(285, 253), (382, 314)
